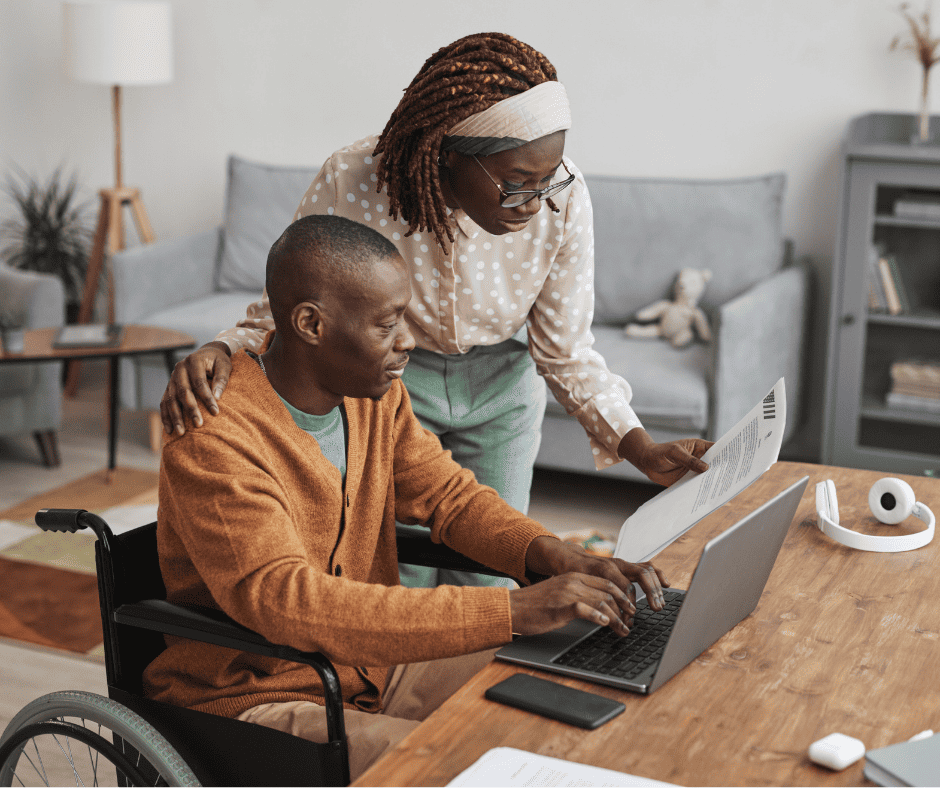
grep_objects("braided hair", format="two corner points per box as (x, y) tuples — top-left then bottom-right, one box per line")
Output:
(373, 32), (560, 252)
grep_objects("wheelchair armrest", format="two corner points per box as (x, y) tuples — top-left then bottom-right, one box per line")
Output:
(115, 528), (509, 650)
(394, 524), (512, 578)
(113, 599), (332, 665)
(114, 599), (347, 766)
(111, 535), (507, 702)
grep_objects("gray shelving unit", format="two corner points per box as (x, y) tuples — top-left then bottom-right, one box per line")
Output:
(823, 113), (940, 475)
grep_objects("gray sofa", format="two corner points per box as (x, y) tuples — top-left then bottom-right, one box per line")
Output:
(113, 156), (808, 482)
(538, 173), (808, 480)
(0, 264), (66, 465)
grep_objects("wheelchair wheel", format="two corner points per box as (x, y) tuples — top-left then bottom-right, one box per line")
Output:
(0, 691), (199, 787)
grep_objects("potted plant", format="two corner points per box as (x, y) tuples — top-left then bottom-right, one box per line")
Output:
(0, 306), (26, 354)
(0, 166), (94, 322)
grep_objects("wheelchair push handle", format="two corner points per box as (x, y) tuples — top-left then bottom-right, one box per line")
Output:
(36, 508), (91, 533)
(35, 509), (114, 546)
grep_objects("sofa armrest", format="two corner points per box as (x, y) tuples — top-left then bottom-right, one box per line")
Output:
(0, 264), (65, 329)
(710, 258), (810, 442)
(112, 228), (222, 324)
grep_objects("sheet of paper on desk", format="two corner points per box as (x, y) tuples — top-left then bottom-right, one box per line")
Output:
(614, 378), (786, 563)
(447, 747), (675, 787)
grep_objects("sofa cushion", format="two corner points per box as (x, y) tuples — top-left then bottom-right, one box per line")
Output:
(587, 172), (786, 325)
(543, 324), (710, 433)
(216, 156), (320, 292)
(119, 291), (266, 410)
(145, 291), (264, 350)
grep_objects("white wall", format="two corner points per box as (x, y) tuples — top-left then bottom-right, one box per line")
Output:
(0, 0), (933, 460)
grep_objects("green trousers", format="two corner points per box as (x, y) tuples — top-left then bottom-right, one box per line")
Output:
(398, 330), (546, 589)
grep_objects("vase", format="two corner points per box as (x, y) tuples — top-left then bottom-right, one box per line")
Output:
(1, 328), (25, 354)
(913, 71), (935, 144)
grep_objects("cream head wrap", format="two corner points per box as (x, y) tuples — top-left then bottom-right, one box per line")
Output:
(442, 81), (571, 157)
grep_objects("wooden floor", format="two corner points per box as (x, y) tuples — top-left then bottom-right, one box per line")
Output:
(0, 637), (109, 722)
(0, 359), (657, 763)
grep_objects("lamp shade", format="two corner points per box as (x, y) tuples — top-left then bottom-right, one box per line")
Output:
(64, 1), (172, 85)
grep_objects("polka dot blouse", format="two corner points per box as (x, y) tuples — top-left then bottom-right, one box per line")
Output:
(216, 135), (642, 469)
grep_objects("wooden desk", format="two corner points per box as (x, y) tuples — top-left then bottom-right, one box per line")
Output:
(356, 462), (940, 787)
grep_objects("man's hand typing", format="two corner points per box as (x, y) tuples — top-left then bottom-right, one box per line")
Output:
(508, 536), (669, 637)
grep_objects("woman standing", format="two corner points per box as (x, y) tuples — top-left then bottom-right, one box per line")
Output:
(160, 33), (711, 588)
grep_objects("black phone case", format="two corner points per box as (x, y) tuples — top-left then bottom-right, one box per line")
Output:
(484, 673), (625, 729)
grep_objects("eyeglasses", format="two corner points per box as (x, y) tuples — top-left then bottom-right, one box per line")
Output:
(471, 155), (575, 208)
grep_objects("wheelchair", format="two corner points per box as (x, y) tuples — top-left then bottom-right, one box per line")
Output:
(0, 508), (507, 786)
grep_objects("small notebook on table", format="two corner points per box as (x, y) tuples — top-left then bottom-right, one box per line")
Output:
(52, 324), (124, 349)
(864, 732), (940, 786)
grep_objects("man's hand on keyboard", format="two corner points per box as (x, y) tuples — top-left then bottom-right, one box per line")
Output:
(509, 536), (670, 637)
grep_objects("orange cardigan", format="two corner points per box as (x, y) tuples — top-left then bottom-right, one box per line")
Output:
(142, 348), (555, 718)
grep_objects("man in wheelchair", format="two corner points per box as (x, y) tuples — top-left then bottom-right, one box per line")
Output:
(143, 214), (669, 781)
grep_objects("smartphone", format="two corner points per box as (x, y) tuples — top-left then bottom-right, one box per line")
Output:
(484, 673), (625, 729)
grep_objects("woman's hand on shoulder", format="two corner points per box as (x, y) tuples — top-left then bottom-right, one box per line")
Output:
(160, 341), (233, 436)
(617, 427), (712, 487)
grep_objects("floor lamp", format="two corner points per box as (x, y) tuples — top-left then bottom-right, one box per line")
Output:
(63, 0), (173, 396)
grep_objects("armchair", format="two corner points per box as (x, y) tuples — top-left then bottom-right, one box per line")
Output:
(0, 264), (65, 465)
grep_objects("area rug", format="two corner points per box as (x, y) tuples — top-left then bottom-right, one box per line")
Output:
(0, 467), (159, 659)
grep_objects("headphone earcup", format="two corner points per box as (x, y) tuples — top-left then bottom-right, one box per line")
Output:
(868, 478), (916, 524)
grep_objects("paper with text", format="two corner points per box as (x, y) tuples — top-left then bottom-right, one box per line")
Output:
(614, 378), (786, 563)
(447, 747), (675, 787)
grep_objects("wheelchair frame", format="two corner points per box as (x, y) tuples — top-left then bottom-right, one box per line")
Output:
(0, 508), (508, 786)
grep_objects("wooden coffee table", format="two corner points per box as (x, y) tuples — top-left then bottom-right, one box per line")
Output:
(0, 325), (194, 474)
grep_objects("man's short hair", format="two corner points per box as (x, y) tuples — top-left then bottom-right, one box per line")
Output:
(266, 215), (400, 328)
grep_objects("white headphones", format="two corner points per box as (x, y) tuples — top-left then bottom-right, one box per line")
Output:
(815, 478), (935, 553)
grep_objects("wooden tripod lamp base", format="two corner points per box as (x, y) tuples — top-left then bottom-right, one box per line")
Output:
(63, 186), (155, 397)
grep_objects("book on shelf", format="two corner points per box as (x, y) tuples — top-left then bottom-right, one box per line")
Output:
(892, 382), (940, 398)
(885, 255), (911, 313)
(887, 359), (940, 410)
(867, 247), (888, 312)
(894, 191), (940, 221)
(877, 256), (903, 315)
(887, 392), (940, 412)
(891, 359), (940, 388)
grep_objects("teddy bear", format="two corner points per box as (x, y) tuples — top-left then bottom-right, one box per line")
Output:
(624, 267), (713, 348)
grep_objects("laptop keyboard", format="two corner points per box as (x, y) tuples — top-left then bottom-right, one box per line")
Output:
(552, 590), (685, 681)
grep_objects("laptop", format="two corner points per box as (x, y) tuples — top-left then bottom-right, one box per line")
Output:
(496, 475), (809, 695)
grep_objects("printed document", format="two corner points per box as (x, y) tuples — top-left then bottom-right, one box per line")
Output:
(448, 747), (675, 787)
(614, 378), (786, 563)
